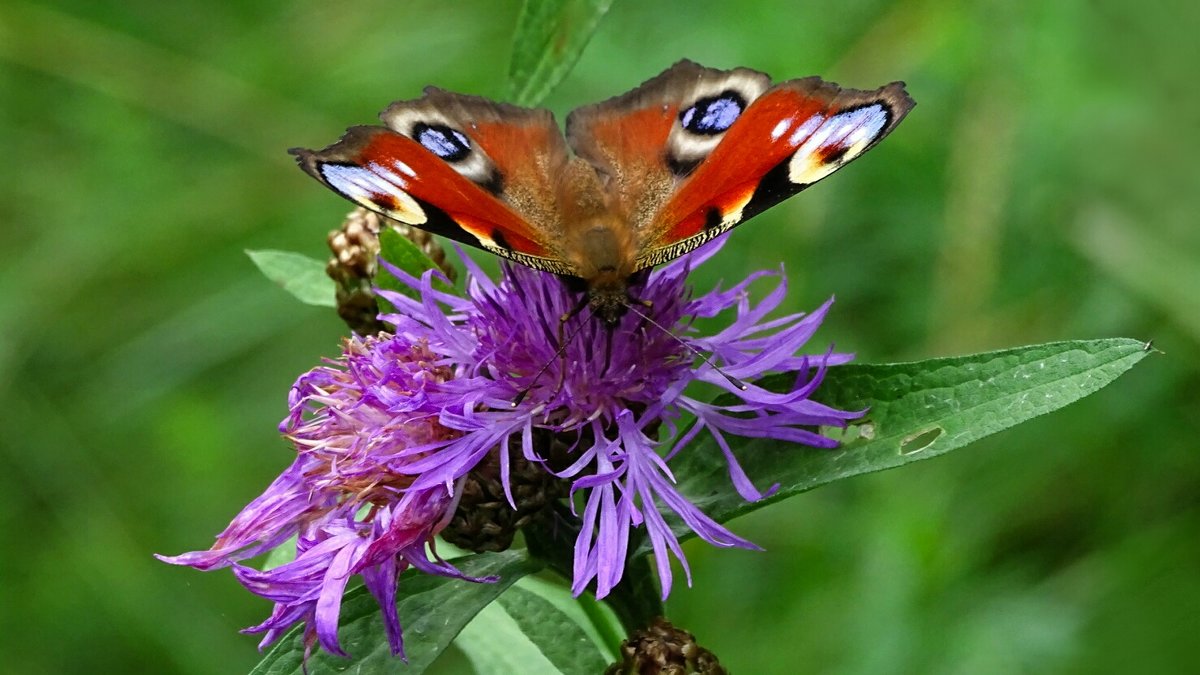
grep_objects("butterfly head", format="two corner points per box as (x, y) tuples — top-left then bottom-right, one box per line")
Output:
(564, 207), (639, 325)
(586, 275), (631, 325)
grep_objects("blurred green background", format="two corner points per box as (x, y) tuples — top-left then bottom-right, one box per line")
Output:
(2, 0), (1196, 673)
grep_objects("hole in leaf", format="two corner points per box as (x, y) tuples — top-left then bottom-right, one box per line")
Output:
(857, 422), (876, 440)
(899, 426), (943, 455)
(820, 420), (875, 444)
(819, 425), (843, 441)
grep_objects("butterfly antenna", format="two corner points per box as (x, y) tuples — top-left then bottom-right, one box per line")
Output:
(512, 297), (590, 407)
(623, 301), (747, 391)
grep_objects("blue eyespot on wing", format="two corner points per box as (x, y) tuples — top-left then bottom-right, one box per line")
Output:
(680, 92), (746, 135)
(413, 123), (472, 162)
(635, 77), (913, 271)
(290, 126), (576, 276)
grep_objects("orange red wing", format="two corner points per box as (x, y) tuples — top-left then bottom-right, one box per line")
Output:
(633, 77), (914, 270)
(293, 62), (914, 282)
(293, 96), (579, 276)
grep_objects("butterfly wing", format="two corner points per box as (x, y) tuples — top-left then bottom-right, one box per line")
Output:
(638, 76), (914, 268)
(292, 90), (578, 276)
(566, 60), (914, 271)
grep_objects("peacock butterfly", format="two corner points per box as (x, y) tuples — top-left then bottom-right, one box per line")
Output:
(292, 60), (914, 324)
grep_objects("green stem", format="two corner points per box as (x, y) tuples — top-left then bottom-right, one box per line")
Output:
(601, 551), (664, 632)
(524, 508), (664, 636)
(578, 592), (625, 658)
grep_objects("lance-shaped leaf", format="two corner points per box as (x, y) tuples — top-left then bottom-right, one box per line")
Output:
(250, 550), (542, 675)
(376, 227), (455, 298)
(638, 338), (1152, 554)
(456, 584), (612, 675)
(246, 249), (336, 307)
(507, 0), (614, 106)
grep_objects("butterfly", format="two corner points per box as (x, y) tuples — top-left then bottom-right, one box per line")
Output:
(292, 60), (914, 324)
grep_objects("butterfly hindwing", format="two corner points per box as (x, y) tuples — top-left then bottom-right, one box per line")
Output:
(566, 61), (772, 234)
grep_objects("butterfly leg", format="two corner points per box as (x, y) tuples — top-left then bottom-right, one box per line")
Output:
(622, 295), (749, 392)
(512, 294), (589, 407)
(631, 295), (653, 313)
(551, 295), (592, 395)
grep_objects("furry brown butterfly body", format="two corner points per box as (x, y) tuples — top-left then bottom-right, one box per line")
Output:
(292, 60), (914, 324)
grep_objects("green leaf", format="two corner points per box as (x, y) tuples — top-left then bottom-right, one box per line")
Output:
(512, 575), (619, 663)
(641, 338), (1152, 554)
(507, 0), (614, 106)
(375, 228), (455, 311)
(498, 586), (611, 673)
(457, 584), (610, 675)
(250, 550), (543, 675)
(456, 598), (562, 675)
(246, 249), (335, 307)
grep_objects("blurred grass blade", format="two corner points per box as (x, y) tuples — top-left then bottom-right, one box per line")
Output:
(246, 249), (335, 307)
(250, 550), (543, 674)
(1074, 206), (1200, 343)
(507, 0), (614, 106)
(642, 338), (1152, 553)
(0, 1), (332, 162)
(457, 586), (611, 675)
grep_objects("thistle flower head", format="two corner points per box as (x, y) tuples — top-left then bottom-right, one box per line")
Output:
(377, 237), (860, 598)
(160, 235), (861, 661)
(158, 335), (483, 659)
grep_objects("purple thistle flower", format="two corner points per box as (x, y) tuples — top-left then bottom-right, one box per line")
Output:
(159, 234), (860, 661)
(157, 337), (485, 660)
(377, 236), (860, 599)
